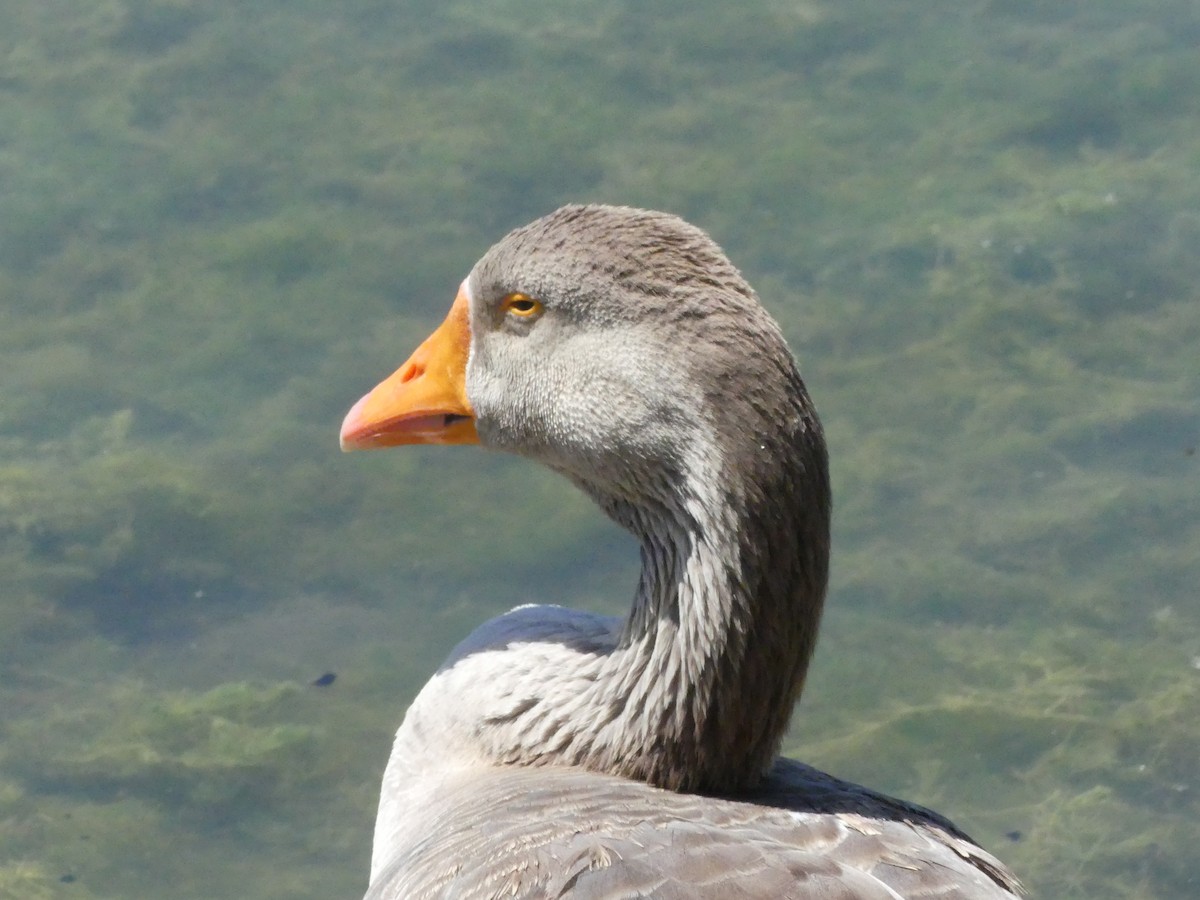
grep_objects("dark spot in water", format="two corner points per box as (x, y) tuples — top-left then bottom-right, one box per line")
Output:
(881, 240), (943, 282)
(311, 672), (337, 687)
(406, 29), (517, 86)
(1008, 245), (1055, 284)
(60, 873), (77, 883)
(111, 7), (204, 54)
(60, 566), (253, 646)
(1053, 408), (1200, 475)
(1005, 830), (1022, 842)
(1016, 101), (1121, 153)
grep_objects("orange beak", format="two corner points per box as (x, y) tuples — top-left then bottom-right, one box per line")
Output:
(340, 287), (479, 450)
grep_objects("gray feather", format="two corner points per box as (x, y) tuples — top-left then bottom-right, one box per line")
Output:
(366, 763), (1020, 899)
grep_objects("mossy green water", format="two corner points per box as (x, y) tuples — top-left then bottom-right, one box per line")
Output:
(1, 1), (1197, 897)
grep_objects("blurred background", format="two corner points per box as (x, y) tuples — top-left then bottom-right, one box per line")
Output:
(1, 1), (1197, 897)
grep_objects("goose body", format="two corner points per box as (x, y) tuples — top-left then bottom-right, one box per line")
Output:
(341, 205), (1022, 899)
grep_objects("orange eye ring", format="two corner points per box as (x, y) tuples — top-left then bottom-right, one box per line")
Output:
(500, 293), (543, 318)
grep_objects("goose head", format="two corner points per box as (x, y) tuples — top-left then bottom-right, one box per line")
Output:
(343, 205), (826, 539)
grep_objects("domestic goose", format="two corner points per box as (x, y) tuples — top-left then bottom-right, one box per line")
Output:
(340, 204), (1023, 899)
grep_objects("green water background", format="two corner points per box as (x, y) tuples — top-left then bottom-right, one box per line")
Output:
(2, 1), (1198, 897)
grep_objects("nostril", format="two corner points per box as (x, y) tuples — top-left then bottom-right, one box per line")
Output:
(399, 362), (422, 384)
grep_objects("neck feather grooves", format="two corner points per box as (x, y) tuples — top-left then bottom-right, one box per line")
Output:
(582, 407), (830, 793)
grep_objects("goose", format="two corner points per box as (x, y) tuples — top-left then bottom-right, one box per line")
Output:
(340, 204), (1023, 899)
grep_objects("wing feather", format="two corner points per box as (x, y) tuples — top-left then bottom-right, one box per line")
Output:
(365, 761), (1022, 900)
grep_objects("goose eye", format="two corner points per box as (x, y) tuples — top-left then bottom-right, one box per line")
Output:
(500, 293), (543, 318)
